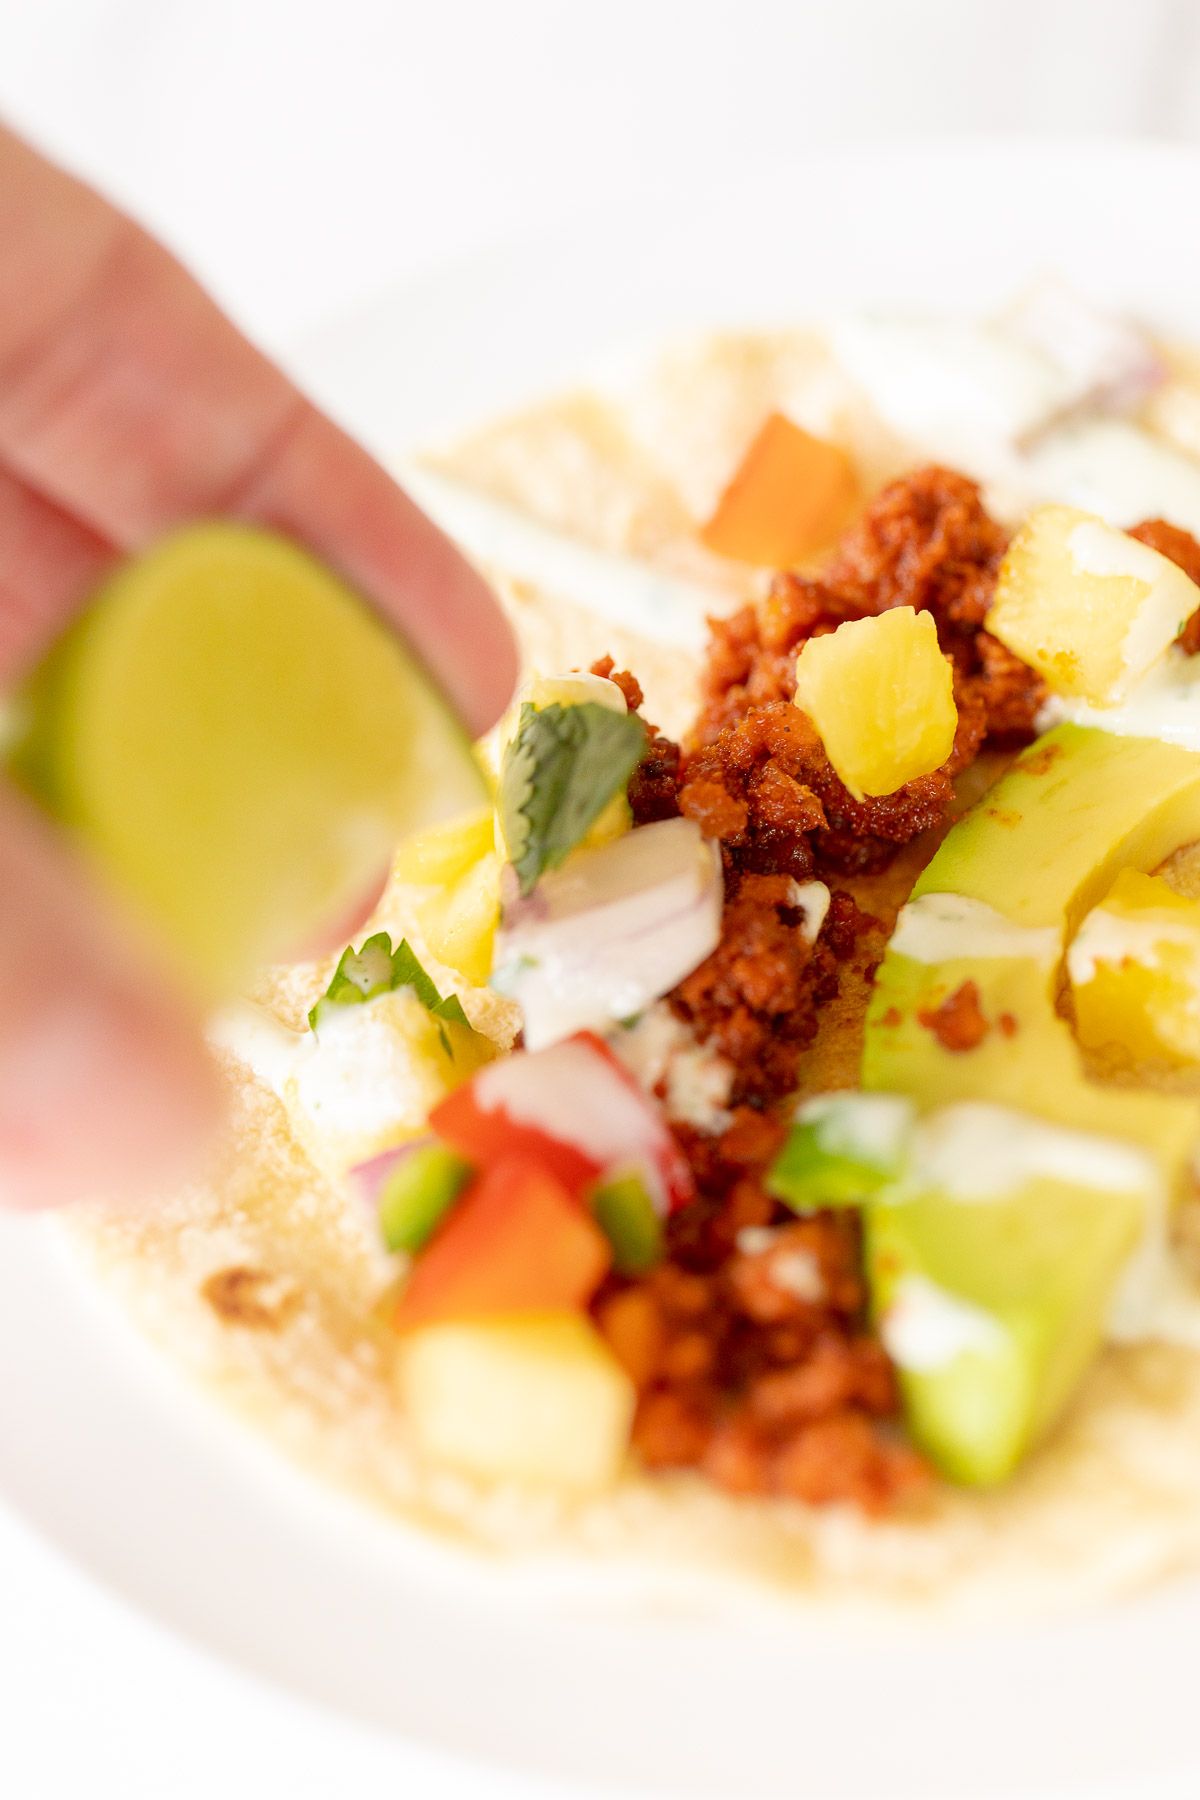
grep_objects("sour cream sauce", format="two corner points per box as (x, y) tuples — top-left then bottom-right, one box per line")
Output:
(1067, 903), (1200, 986)
(1041, 649), (1200, 753)
(889, 893), (1060, 964)
(786, 879), (831, 943)
(908, 1103), (1159, 1204)
(881, 1276), (1005, 1373)
(209, 1000), (308, 1087)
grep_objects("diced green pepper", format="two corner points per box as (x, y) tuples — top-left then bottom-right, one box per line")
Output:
(767, 1092), (913, 1212)
(380, 1144), (474, 1255)
(589, 1171), (664, 1275)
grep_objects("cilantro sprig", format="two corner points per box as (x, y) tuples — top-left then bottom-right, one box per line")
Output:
(309, 931), (470, 1051)
(499, 701), (646, 895)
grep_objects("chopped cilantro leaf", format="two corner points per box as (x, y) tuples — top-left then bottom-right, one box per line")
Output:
(309, 931), (470, 1050)
(499, 701), (646, 895)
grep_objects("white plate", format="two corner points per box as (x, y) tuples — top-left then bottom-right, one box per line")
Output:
(8, 142), (1200, 1800)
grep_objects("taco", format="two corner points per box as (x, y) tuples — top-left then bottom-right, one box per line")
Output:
(67, 283), (1200, 1618)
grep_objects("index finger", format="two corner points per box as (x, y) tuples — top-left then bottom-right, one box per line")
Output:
(0, 123), (517, 736)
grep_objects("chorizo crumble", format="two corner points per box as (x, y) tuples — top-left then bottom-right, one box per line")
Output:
(587, 474), (1200, 1514)
(917, 979), (991, 1053)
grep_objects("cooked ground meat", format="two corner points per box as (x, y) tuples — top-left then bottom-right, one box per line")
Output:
(683, 696), (970, 879)
(917, 978), (990, 1052)
(671, 875), (869, 1108)
(628, 734), (684, 825)
(590, 655), (684, 825)
(823, 463), (1007, 627)
(590, 654), (645, 713)
(694, 578), (864, 741)
(694, 467), (1045, 765)
(594, 1110), (927, 1513)
(588, 473), (1051, 1514)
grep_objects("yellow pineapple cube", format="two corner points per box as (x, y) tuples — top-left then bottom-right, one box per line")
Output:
(582, 790), (632, 850)
(397, 1310), (635, 1491)
(988, 505), (1198, 706)
(394, 805), (495, 887)
(792, 606), (957, 801)
(416, 851), (502, 984)
(1068, 867), (1200, 1065)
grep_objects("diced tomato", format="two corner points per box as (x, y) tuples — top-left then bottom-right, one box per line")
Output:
(700, 412), (859, 568)
(393, 1158), (611, 1333)
(429, 1031), (695, 1214)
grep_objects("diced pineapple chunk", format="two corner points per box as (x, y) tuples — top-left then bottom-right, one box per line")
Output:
(394, 805), (495, 887)
(582, 790), (632, 851)
(397, 1310), (635, 1492)
(1068, 867), (1200, 1065)
(416, 851), (502, 984)
(988, 505), (1199, 706)
(793, 607), (957, 801)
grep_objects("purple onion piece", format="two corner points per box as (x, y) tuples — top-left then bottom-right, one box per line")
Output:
(349, 1136), (433, 1209)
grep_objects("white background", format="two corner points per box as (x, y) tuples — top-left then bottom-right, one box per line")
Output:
(3, 4), (1200, 1795)
(5, 0), (1200, 345)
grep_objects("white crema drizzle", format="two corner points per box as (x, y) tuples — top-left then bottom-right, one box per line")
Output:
(888, 893), (1061, 965)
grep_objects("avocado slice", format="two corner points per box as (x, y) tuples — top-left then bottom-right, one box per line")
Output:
(860, 721), (1200, 1485)
(867, 1160), (1146, 1486)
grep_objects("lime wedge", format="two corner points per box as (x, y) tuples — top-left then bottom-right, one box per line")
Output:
(6, 524), (487, 992)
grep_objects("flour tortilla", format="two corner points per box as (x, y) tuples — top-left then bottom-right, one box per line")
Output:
(65, 327), (1200, 1621)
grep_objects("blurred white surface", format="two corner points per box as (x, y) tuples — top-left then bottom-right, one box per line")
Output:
(4, 6), (1200, 1797)
(0, 1500), (574, 1800)
(3, 0), (1200, 343)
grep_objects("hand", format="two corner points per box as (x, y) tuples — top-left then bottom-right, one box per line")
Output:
(0, 123), (517, 1209)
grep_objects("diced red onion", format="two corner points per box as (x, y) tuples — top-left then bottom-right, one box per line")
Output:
(349, 1137), (432, 1209)
(492, 817), (723, 1052)
(464, 1030), (694, 1214)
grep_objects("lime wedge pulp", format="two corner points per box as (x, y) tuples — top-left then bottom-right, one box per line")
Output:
(7, 524), (488, 991)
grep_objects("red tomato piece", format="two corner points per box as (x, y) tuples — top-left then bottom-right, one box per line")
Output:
(393, 1157), (611, 1334)
(700, 412), (859, 568)
(429, 1031), (694, 1214)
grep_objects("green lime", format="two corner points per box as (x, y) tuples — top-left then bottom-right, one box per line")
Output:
(7, 524), (487, 992)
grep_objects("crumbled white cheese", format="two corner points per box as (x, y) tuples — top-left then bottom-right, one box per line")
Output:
(613, 1004), (734, 1135)
(786, 879), (831, 943)
(770, 1250), (825, 1304)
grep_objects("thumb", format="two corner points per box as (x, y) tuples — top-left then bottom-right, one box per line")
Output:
(0, 782), (221, 1209)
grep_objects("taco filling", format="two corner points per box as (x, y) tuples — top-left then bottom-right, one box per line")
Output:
(291, 423), (1200, 1512)
(69, 292), (1200, 1600)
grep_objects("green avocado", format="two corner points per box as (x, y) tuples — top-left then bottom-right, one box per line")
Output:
(858, 722), (1200, 1485)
